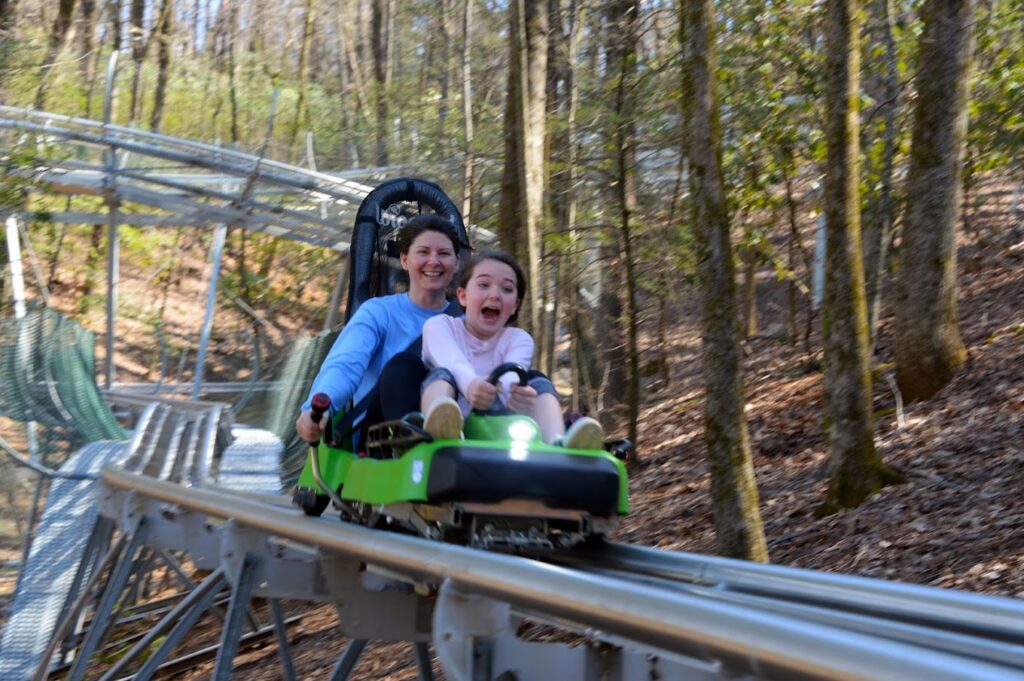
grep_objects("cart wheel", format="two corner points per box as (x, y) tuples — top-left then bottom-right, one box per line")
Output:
(293, 487), (330, 516)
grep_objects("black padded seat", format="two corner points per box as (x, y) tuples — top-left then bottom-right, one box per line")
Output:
(426, 446), (621, 515)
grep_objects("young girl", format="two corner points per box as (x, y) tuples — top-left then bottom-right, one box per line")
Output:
(419, 249), (603, 450)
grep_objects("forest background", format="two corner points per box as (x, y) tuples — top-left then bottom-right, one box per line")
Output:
(0, 0), (1022, 605)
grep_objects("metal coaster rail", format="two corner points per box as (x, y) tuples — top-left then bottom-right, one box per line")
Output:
(97, 466), (1024, 681)
(0, 105), (375, 251)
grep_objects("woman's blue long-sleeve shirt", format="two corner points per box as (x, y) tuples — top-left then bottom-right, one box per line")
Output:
(301, 293), (457, 415)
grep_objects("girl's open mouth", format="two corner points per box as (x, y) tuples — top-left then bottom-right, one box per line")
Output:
(481, 305), (501, 322)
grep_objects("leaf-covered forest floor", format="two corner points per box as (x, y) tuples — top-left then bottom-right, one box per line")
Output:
(620, 197), (1024, 596)
(1, 178), (1022, 679)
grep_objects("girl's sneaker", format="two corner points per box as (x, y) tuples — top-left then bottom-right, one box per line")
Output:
(560, 416), (604, 450)
(424, 397), (463, 440)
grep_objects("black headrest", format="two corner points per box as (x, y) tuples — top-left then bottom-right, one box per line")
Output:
(345, 178), (469, 322)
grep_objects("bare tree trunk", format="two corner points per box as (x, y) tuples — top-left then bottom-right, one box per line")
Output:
(742, 248), (758, 338)
(0, 1), (14, 36)
(0, 0), (18, 103)
(372, 0), (392, 166)
(606, 0), (641, 451)
(498, 0), (547, 337)
(128, 0), (145, 121)
(149, 0), (173, 131)
(597, 243), (628, 407)
(286, 0), (315, 160)
(108, 0), (121, 52)
(781, 151), (811, 344)
(820, 0), (903, 514)
(549, 0), (587, 407)
(862, 0), (899, 349)
(80, 223), (104, 308)
(225, 3), (240, 143)
(33, 0), (77, 110)
(436, 0), (453, 153)
(894, 0), (974, 401)
(77, 0), (96, 76)
(335, 0), (372, 132)
(680, 0), (768, 561)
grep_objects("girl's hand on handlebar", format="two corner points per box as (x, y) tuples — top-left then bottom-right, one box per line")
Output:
(467, 379), (499, 411)
(296, 410), (326, 443)
(508, 384), (537, 413)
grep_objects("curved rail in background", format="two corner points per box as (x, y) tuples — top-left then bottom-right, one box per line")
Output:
(97, 466), (1024, 681)
(0, 105), (374, 250)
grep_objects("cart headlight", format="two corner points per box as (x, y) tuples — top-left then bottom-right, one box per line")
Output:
(508, 419), (536, 442)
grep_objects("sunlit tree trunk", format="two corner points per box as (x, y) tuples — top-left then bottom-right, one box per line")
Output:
(820, 0), (904, 513)
(680, 0), (768, 561)
(498, 0), (547, 336)
(894, 0), (974, 401)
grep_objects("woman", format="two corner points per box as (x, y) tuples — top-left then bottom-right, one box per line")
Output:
(295, 214), (463, 445)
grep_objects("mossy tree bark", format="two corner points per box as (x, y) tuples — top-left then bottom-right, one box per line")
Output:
(820, 0), (904, 514)
(894, 0), (974, 402)
(680, 0), (768, 562)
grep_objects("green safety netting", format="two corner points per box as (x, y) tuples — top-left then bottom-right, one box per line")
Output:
(259, 329), (338, 488)
(0, 308), (128, 465)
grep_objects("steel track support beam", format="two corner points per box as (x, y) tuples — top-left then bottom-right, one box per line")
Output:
(103, 199), (120, 389)
(328, 640), (368, 681)
(414, 642), (435, 681)
(32, 531), (127, 681)
(269, 599), (298, 681)
(53, 518), (114, 658)
(433, 579), (510, 681)
(155, 546), (198, 590)
(121, 547), (156, 609)
(212, 554), (259, 681)
(192, 222), (227, 401)
(97, 567), (228, 681)
(67, 518), (146, 681)
(100, 48), (120, 387)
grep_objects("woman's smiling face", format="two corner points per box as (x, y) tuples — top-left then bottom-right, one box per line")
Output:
(457, 258), (521, 340)
(400, 229), (458, 302)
